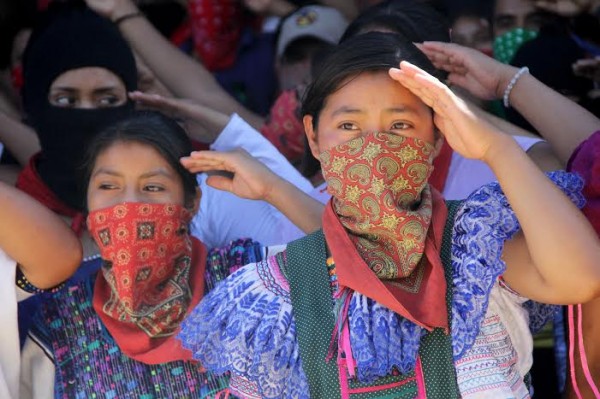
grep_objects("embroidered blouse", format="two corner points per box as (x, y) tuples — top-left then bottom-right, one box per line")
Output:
(178, 172), (584, 399)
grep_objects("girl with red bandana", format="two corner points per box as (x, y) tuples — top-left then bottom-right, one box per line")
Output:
(21, 110), (323, 399)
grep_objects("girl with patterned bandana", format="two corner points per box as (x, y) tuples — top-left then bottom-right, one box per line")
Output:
(177, 32), (600, 398)
(20, 110), (323, 399)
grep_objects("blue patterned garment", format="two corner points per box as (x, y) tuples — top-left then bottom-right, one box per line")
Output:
(450, 171), (584, 360)
(347, 294), (426, 382)
(179, 255), (309, 399)
(178, 171), (585, 398)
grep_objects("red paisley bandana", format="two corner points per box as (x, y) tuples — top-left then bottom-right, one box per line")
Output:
(320, 132), (448, 331)
(88, 202), (206, 364)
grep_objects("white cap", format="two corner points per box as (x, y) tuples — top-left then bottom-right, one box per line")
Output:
(276, 5), (349, 58)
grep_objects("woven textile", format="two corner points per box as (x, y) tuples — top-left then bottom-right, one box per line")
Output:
(32, 277), (229, 399)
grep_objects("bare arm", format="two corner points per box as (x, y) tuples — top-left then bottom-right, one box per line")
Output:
(181, 149), (323, 233)
(507, 72), (598, 164)
(391, 61), (600, 304)
(243, 0), (296, 17)
(0, 182), (82, 289)
(462, 98), (564, 170)
(129, 91), (229, 143)
(319, 0), (358, 19)
(420, 41), (600, 164)
(85, 0), (265, 129)
(0, 111), (40, 167)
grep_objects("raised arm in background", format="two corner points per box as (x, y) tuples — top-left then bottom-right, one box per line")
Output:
(0, 111), (40, 167)
(0, 182), (81, 289)
(419, 41), (600, 164)
(85, 0), (265, 130)
(181, 149), (323, 234)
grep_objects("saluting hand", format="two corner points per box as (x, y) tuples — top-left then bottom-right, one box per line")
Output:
(180, 149), (283, 202)
(389, 61), (507, 163)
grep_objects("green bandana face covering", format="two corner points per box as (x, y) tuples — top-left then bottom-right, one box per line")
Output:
(493, 28), (538, 64)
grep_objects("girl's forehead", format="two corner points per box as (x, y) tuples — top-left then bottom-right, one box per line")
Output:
(95, 141), (165, 166)
(323, 71), (425, 111)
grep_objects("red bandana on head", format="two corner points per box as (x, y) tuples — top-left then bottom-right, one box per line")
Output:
(320, 132), (448, 331)
(187, 0), (244, 71)
(88, 202), (206, 364)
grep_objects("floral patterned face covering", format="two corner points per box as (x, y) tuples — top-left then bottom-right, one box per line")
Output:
(493, 28), (538, 64)
(321, 131), (435, 280)
(88, 202), (194, 338)
(320, 131), (449, 330)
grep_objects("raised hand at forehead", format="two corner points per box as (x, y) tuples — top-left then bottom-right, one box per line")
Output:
(389, 61), (502, 162)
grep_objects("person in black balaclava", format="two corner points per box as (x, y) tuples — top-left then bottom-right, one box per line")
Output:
(19, 3), (137, 211)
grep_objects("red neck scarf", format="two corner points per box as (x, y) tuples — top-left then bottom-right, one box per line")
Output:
(16, 153), (86, 234)
(320, 132), (448, 331)
(88, 202), (206, 364)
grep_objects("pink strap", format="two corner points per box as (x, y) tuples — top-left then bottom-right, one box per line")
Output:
(415, 357), (427, 399)
(338, 357), (351, 399)
(576, 304), (600, 397)
(337, 307), (356, 399)
(569, 305), (583, 399)
(341, 321), (356, 379)
(568, 304), (600, 398)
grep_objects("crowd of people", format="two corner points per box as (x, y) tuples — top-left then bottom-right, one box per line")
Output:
(0, 0), (599, 398)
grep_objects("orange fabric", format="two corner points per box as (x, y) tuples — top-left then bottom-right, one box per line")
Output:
(92, 238), (206, 364)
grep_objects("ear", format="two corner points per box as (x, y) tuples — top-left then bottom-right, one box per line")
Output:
(188, 187), (202, 215)
(433, 135), (445, 158)
(303, 115), (321, 160)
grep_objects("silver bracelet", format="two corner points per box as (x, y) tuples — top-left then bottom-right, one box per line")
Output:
(503, 67), (529, 108)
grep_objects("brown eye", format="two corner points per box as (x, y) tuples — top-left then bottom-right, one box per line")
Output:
(339, 123), (358, 130)
(52, 95), (77, 107)
(97, 95), (122, 107)
(144, 184), (164, 192)
(391, 122), (412, 130)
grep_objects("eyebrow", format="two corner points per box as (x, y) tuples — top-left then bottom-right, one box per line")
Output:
(92, 168), (174, 179)
(331, 105), (420, 117)
(331, 106), (364, 117)
(50, 85), (121, 93)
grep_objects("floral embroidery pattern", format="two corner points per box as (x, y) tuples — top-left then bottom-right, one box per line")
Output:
(179, 258), (309, 399)
(178, 172), (584, 396)
(451, 171), (584, 360)
(348, 293), (425, 382)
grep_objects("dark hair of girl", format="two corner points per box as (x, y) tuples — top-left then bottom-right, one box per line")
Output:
(340, 0), (450, 44)
(302, 32), (441, 130)
(81, 111), (198, 209)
